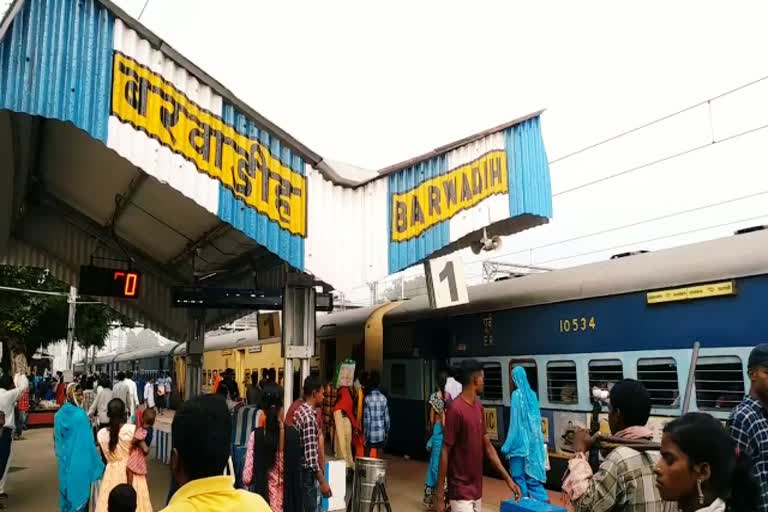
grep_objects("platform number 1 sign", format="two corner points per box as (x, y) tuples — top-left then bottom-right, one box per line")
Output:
(425, 252), (469, 310)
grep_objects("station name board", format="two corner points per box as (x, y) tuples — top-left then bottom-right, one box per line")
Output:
(111, 52), (307, 237)
(391, 150), (508, 242)
(646, 280), (736, 304)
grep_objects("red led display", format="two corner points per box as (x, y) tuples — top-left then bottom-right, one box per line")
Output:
(79, 266), (142, 299)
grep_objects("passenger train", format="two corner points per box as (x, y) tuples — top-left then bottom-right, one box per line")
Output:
(78, 228), (768, 487)
(317, 228), (768, 487)
(75, 328), (320, 399)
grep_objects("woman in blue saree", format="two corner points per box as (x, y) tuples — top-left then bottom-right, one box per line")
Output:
(55, 383), (105, 512)
(501, 366), (548, 502)
(423, 372), (448, 510)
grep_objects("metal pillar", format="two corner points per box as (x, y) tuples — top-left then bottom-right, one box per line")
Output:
(283, 358), (294, 414)
(185, 310), (205, 399)
(65, 286), (77, 370)
(283, 276), (317, 413)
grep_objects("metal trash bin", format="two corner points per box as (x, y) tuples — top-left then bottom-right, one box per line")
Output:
(351, 457), (387, 512)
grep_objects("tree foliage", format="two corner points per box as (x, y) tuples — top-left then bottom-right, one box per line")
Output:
(0, 266), (135, 365)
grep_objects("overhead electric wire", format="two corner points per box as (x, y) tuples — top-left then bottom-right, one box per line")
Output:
(552, 122), (768, 197)
(537, 213), (768, 265)
(548, 73), (768, 165)
(469, 188), (768, 264)
(138, 0), (151, 20)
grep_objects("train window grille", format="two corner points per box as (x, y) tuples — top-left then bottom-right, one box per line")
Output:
(637, 358), (679, 407)
(547, 361), (578, 404)
(588, 359), (624, 392)
(480, 362), (503, 401)
(510, 360), (538, 397)
(695, 356), (745, 411)
(390, 364), (406, 395)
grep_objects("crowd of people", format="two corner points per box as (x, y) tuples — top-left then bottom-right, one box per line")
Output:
(416, 348), (768, 512)
(45, 364), (392, 512)
(5, 344), (768, 512)
(241, 368), (391, 512)
(46, 370), (172, 512)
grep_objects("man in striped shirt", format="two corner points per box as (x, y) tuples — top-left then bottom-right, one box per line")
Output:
(293, 375), (332, 512)
(569, 379), (675, 512)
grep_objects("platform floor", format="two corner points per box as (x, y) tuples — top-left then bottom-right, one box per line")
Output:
(9, 427), (568, 511)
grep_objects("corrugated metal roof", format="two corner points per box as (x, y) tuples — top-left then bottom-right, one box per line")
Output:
(108, 18), (222, 215)
(386, 117), (552, 274)
(0, 0), (554, 319)
(304, 168), (389, 292)
(1, 215), (191, 340)
(507, 116), (553, 219)
(0, 0), (113, 142)
(217, 102), (305, 270)
(387, 155), (450, 273)
(377, 110), (544, 178)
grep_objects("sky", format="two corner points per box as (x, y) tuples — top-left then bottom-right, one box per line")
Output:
(111, 1), (768, 301)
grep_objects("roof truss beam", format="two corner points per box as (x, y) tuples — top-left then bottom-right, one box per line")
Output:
(167, 223), (230, 267)
(107, 171), (147, 230)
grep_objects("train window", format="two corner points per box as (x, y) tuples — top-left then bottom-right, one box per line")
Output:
(588, 360), (624, 392)
(390, 364), (406, 395)
(509, 360), (538, 397)
(547, 361), (578, 404)
(481, 362), (503, 401)
(695, 356), (745, 411)
(637, 358), (679, 407)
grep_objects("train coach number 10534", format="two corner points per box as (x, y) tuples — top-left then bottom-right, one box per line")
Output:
(559, 316), (597, 333)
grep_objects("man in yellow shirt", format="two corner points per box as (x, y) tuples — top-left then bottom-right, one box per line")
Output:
(161, 395), (270, 511)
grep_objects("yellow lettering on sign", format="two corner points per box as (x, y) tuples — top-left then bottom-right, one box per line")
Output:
(646, 281), (735, 304)
(484, 407), (498, 441)
(390, 150), (508, 242)
(559, 316), (597, 333)
(110, 52), (307, 237)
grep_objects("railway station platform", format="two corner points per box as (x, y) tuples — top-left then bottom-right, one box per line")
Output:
(10, 427), (567, 512)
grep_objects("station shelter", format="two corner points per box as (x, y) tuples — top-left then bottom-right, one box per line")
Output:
(0, 0), (553, 396)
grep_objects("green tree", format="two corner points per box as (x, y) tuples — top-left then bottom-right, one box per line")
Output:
(0, 265), (134, 369)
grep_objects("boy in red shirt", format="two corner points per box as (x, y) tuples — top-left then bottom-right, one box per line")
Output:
(436, 360), (520, 512)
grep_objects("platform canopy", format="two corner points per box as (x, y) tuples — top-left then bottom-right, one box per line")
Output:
(0, 0), (553, 341)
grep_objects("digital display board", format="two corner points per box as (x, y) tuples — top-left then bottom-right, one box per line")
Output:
(79, 265), (141, 299)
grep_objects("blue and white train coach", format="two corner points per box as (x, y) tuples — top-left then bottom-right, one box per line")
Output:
(319, 228), (768, 486)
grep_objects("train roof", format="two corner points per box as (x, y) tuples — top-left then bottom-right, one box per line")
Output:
(317, 230), (768, 337)
(75, 328), (281, 366)
(172, 329), (279, 356)
(386, 229), (768, 324)
(316, 307), (382, 338)
(112, 344), (178, 363)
